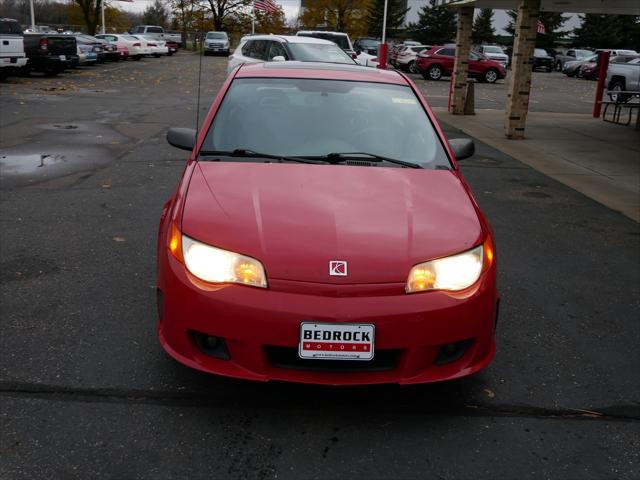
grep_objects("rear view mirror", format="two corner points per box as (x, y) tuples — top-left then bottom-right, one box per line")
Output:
(272, 56), (286, 62)
(449, 138), (475, 161)
(167, 127), (196, 151)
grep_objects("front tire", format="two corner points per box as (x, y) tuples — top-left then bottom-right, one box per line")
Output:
(134, 55), (142, 61)
(609, 81), (629, 103)
(408, 60), (419, 74)
(483, 68), (499, 83)
(425, 64), (443, 81)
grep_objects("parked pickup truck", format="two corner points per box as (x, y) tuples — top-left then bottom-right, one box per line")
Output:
(0, 18), (28, 78)
(606, 58), (640, 103)
(0, 18), (77, 75)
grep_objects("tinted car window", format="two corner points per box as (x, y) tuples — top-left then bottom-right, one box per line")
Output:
(147, 27), (163, 33)
(202, 78), (450, 169)
(298, 33), (349, 50)
(438, 48), (455, 57)
(242, 40), (254, 56)
(250, 40), (268, 60)
(267, 41), (288, 60)
(287, 43), (354, 63)
(0, 21), (23, 34)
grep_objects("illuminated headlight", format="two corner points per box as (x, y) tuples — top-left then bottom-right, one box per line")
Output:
(182, 235), (267, 288)
(406, 245), (483, 293)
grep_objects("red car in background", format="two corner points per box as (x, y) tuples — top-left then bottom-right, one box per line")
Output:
(158, 62), (499, 385)
(165, 40), (179, 56)
(416, 46), (507, 83)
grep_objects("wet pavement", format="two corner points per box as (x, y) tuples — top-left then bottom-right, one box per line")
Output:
(1, 53), (639, 479)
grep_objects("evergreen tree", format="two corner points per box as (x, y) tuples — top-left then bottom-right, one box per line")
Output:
(366, 0), (409, 38)
(472, 8), (495, 44)
(506, 9), (568, 48)
(406, 0), (456, 46)
(574, 14), (640, 51)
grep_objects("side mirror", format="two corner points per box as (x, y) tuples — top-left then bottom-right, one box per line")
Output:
(272, 55), (286, 62)
(167, 127), (196, 151)
(449, 138), (475, 161)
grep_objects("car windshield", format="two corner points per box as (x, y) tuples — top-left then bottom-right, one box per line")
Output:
(206, 32), (227, 39)
(124, 35), (140, 41)
(534, 49), (548, 57)
(288, 43), (354, 63)
(483, 46), (503, 54)
(201, 78), (450, 169)
(359, 39), (378, 49)
(298, 33), (349, 50)
(575, 49), (593, 59)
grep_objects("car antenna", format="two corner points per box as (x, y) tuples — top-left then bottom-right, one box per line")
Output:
(195, 31), (204, 131)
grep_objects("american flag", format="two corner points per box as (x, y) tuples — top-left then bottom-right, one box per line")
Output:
(254, 0), (278, 13)
(537, 20), (546, 35)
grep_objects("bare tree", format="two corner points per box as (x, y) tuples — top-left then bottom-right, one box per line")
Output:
(205, 0), (251, 31)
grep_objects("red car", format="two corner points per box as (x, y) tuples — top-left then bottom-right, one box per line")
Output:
(158, 62), (499, 385)
(165, 40), (179, 56)
(416, 46), (507, 83)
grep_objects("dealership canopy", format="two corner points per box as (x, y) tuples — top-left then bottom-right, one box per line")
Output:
(440, 0), (639, 138)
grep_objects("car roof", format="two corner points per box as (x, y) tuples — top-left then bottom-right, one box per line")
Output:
(235, 62), (409, 86)
(240, 34), (334, 45)
(297, 31), (348, 37)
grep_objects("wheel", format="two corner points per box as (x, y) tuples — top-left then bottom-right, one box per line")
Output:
(608, 81), (629, 103)
(167, 51), (174, 56)
(426, 64), (443, 81)
(483, 68), (499, 83)
(555, 61), (562, 71)
(408, 60), (419, 74)
(134, 55), (142, 61)
(154, 53), (161, 58)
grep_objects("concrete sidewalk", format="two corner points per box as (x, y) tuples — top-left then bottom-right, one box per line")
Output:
(433, 108), (640, 222)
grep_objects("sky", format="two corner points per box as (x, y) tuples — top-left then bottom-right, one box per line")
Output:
(116, 0), (581, 34)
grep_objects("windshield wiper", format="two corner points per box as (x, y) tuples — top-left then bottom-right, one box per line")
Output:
(317, 152), (423, 169)
(198, 149), (323, 165)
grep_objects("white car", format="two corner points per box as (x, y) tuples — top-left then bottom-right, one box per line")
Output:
(392, 44), (430, 73)
(227, 35), (355, 75)
(95, 34), (151, 60)
(356, 51), (379, 68)
(139, 35), (169, 56)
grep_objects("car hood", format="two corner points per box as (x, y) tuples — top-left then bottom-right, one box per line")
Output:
(181, 162), (483, 284)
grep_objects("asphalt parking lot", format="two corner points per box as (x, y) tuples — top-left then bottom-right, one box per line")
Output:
(1, 52), (639, 479)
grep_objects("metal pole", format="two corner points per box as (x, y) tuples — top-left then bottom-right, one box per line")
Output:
(377, 0), (389, 69)
(29, 0), (36, 30)
(101, 0), (106, 34)
(252, 2), (255, 34)
(592, 50), (610, 118)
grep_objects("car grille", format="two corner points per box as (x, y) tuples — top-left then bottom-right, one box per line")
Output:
(266, 346), (402, 372)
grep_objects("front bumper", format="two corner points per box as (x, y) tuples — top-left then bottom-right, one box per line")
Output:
(157, 249), (498, 385)
(204, 44), (229, 53)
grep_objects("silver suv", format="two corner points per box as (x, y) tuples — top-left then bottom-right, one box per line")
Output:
(204, 31), (230, 56)
(227, 35), (355, 75)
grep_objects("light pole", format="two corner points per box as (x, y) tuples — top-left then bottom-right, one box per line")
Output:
(101, 0), (106, 34)
(377, 0), (389, 69)
(29, 0), (36, 30)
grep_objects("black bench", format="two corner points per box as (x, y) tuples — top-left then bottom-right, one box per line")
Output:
(601, 91), (640, 129)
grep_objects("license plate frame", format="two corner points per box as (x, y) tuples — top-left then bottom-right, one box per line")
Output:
(298, 322), (375, 361)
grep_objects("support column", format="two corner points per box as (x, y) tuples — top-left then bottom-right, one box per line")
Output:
(505, 0), (540, 138)
(451, 7), (474, 115)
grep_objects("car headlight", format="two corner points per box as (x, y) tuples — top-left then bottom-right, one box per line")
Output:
(406, 245), (484, 293)
(182, 235), (267, 288)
